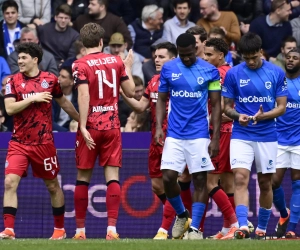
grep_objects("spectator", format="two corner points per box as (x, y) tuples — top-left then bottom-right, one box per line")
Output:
(0, 0), (6, 21)
(0, 56), (10, 91)
(0, 0), (26, 58)
(128, 5), (164, 62)
(73, 0), (132, 49)
(231, 0), (263, 24)
(270, 36), (297, 71)
(61, 39), (86, 67)
(103, 32), (144, 82)
(0, 103), (7, 132)
(107, 0), (135, 25)
(52, 0), (89, 22)
(69, 119), (78, 132)
(290, 15), (300, 49)
(142, 37), (167, 85)
(196, 0), (241, 45)
(15, 0), (51, 26)
(162, 0), (195, 44)
(186, 25), (207, 58)
(53, 65), (78, 131)
(208, 26), (234, 66)
(38, 4), (79, 67)
(249, 0), (292, 58)
(133, 75), (144, 100)
(7, 27), (58, 75)
(263, 0), (300, 20)
(124, 111), (150, 132)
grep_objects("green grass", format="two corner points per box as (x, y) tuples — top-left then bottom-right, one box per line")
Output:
(0, 239), (300, 250)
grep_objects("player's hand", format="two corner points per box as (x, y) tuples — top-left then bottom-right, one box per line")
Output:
(32, 92), (53, 103)
(208, 138), (219, 158)
(123, 49), (134, 69)
(239, 114), (250, 126)
(252, 105), (264, 125)
(154, 127), (164, 146)
(80, 127), (96, 150)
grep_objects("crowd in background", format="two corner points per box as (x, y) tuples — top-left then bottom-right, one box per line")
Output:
(0, 0), (297, 133)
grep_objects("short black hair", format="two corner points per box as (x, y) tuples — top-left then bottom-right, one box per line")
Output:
(281, 36), (297, 48)
(238, 32), (262, 55)
(176, 33), (196, 48)
(155, 42), (178, 57)
(60, 65), (73, 78)
(186, 26), (207, 42)
(205, 38), (229, 56)
(173, 0), (191, 8)
(17, 42), (43, 64)
(2, 0), (18, 13)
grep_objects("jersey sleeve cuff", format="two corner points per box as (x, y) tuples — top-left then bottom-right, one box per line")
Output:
(120, 76), (129, 82)
(4, 94), (16, 98)
(143, 93), (150, 99)
(53, 93), (63, 99)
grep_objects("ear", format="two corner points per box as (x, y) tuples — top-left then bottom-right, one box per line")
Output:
(99, 38), (103, 48)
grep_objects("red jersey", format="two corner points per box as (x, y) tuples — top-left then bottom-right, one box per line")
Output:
(73, 52), (129, 131)
(209, 64), (233, 132)
(5, 71), (63, 145)
(143, 74), (168, 140)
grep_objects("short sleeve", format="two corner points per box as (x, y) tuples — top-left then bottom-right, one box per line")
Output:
(222, 70), (235, 99)
(211, 67), (221, 82)
(276, 69), (288, 97)
(4, 76), (16, 98)
(52, 76), (63, 98)
(158, 64), (169, 93)
(143, 84), (151, 99)
(72, 61), (89, 87)
(119, 61), (129, 83)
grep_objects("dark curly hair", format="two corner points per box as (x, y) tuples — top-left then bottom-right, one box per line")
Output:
(205, 38), (229, 57)
(16, 42), (43, 64)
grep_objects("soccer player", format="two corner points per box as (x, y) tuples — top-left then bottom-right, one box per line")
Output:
(0, 42), (79, 240)
(121, 42), (181, 239)
(272, 48), (300, 239)
(72, 23), (135, 240)
(222, 32), (287, 240)
(203, 38), (238, 239)
(155, 33), (221, 240)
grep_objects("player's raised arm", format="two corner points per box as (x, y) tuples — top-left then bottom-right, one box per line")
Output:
(121, 49), (135, 98)
(120, 92), (150, 113)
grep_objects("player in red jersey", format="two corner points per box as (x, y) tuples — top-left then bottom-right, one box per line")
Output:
(202, 38), (238, 239)
(72, 23), (135, 240)
(120, 42), (181, 239)
(0, 42), (79, 240)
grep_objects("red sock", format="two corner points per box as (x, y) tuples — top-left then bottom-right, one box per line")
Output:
(3, 214), (15, 229)
(157, 193), (166, 205)
(74, 182), (89, 228)
(199, 198), (209, 232)
(106, 181), (121, 227)
(180, 189), (192, 216)
(210, 186), (237, 226)
(160, 200), (176, 230)
(227, 193), (235, 211)
(53, 206), (65, 229)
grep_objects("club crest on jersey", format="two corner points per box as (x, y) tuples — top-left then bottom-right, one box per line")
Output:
(265, 81), (272, 89)
(197, 77), (204, 85)
(41, 79), (49, 89)
(21, 83), (25, 88)
(5, 83), (11, 94)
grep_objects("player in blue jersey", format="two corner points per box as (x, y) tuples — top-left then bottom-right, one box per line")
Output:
(155, 33), (221, 240)
(272, 48), (300, 239)
(222, 32), (288, 240)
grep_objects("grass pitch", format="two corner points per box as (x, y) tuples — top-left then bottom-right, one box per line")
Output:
(0, 239), (300, 250)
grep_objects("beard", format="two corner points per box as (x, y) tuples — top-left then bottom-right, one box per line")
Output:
(285, 64), (300, 74)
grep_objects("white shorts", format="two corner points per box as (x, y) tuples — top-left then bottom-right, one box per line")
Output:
(160, 137), (214, 174)
(230, 139), (277, 174)
(277, 145), (300, 169)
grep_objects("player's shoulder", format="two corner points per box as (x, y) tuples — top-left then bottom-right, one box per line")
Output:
(147, 74), (160, 90)
(227, 62), (245, 75)
(196, 58), (218, 72)
(163, 57), (180, 69)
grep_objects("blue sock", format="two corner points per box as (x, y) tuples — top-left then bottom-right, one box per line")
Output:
(167, 195), (185, 215)
(287, 180), (300, 232)
(273, 186), (288, 218)
(236, 205), (248, 228)
(257, 207), (272, 231)
(190, 202), (206, 230)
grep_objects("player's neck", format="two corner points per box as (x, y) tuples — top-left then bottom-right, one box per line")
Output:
(7, 22), (17, 30)
(286, 71), (300, 79)
(86, 47), (103, 54)
(217, 60), (226, 68)
(23, 68), (40, 78)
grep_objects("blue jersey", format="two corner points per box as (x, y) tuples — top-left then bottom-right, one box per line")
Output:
(222, 60), (287, 142)
(159, 57), (220, 139)
(277, 76), (300, 146)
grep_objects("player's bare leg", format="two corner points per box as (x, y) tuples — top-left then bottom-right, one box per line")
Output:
(0, 174), (21, 239)
(104, 166), (121, 240)
(73, 169), (93, 239)
(178, 169), (192, 215)
(151, 177), (176, 240)
(44, 177), (66, 240)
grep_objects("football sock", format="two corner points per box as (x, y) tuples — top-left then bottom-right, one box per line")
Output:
(257, 207), (271, 232)
(273, 186), (288, 218)
(179, 181), (192, 214)
(52, 205), (65, 229)
(167, 195), (185, 216)
(227, 193), (235, 210)
(3, 207), (17, 229)
(157, 193), (167, 205)
(236, 205), (248, 228)
(106, 180), (121, 227)
(287, 180), (300, 232)
(190, 202), (206, 230)
(74, 180), (89, 228)
(160, 200), (176, 230)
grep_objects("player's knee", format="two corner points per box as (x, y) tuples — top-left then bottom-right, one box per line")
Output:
(234, 172), (248, 188)
(178, 172), (191, 183)
(4, 176), (18, 191)
(46, 180), (61, 194)
(162, 170), (177, 185)
(193, 173), (207, 191)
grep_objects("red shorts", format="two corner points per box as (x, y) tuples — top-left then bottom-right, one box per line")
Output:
(75, 129), (122, 169)
(5, 140), (60, 179)
(148, 143), (163, 178)
(211, 132), (232, 174)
